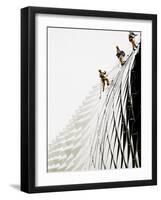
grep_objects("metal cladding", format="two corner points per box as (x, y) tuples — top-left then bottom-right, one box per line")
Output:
(48, 46), (141, 172)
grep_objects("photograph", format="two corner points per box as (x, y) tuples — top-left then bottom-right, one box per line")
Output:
(47, 27), (141, 172)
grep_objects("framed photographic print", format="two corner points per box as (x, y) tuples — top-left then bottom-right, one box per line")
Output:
(21, 6), (157, 193)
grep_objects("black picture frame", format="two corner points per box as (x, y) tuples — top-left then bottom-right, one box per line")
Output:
(21, 6), (157, 193)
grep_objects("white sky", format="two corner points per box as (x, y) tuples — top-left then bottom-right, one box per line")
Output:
(48, 27), (140, 143)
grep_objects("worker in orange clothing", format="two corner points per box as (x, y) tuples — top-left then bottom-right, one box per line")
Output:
(129, 32), (137, 50)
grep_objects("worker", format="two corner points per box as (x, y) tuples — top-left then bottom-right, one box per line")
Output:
(116, 46), (126, 66)
(129, 32), (137, 50)
(98, 69), (110, 92)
